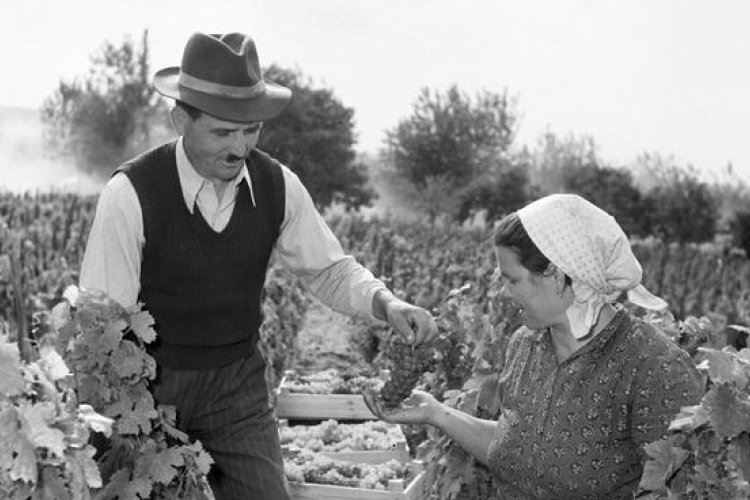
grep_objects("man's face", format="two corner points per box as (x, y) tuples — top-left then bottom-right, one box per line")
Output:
(175, 107), (263, 183)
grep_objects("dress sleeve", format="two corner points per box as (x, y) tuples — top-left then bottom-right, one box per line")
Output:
(630, 343), (704, 452)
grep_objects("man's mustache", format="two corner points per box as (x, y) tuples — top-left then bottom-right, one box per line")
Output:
(225, 153), (248, 163)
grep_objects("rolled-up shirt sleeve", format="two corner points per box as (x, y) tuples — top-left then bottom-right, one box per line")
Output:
(79, 173), (143, 308)
(273, 166), (388, 317)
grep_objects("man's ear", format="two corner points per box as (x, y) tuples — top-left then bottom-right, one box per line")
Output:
(170, 106), (188, 135)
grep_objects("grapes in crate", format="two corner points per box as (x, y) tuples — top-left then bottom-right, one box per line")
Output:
(378, 339), (435, 410)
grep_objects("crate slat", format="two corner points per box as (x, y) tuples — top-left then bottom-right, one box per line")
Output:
(289, 471), (425, 500)
(275, 392), (376, 420)
(319, 441), (411, 464)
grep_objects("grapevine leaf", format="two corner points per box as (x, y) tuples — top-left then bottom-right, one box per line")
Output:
(151, 448), (183, 485)
(162, 419), (190, 444)
(0, 406), (35, 484)
(131, 387), (158, 434)
(696, 347), (750, 387)
(78, 404), (114, 437)
(0, 406), (18, 470)
(10, 434), (37, 484)
(38, 343), (70, 381)
(729, 324), (750, 335)
(128, 308), (157, 344)
(112, 342), (146, 380)
(62, 285), (79, 306)
(0, 254), (10, 281)
(32, 466), (72, 500)
(704, 384), (750, 438)
(438, 446), (474, 499)
(693, 463), (721, 488)
(639, 439), (690, 492)
(22, 362), (58, 400)
(100, 468), (152, 500)
(0, 338), (26, 396)
(50, 301), (71, 332)
(102, 319), (126, 353)
(187, 441), (215, 475)
(668, 404), (710, 433)
(73, 445), (103, 488)
(17, 402), (67, 458)
(729, 435), (750, 484)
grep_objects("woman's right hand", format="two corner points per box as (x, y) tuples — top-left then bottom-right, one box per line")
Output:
(363, 389), (440, 425)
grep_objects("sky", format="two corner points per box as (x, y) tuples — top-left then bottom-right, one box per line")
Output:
(1, 0), (749, 189)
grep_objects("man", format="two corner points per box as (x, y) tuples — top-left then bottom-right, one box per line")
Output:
(80, 31), (436, 500)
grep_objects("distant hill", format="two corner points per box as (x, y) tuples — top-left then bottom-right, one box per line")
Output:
(0, 105), (39, 126)
(0, 105), (102, 194)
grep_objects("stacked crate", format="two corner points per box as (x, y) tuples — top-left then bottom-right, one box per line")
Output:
(276, 369), (426, 500)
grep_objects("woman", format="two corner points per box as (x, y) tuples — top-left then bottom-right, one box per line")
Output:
(366, 194), (703, 499)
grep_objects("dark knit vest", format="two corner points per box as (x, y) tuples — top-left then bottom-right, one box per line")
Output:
(117, 140), (285, 369)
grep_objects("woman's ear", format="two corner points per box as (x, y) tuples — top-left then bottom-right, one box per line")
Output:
(544, 263), (568, 295)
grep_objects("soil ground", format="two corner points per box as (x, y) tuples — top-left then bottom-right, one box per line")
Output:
(291, 299), (372, 373)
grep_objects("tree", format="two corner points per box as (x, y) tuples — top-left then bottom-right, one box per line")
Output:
(257, 65), (374, 210)
(730, 211), (750, 258)
(527, 131), (649, 237)
(384, 86), (517, 187)
(562, 164), (649, 238)
(381, 85), (519, 220)
(527, 131), (600, 194)
(457, 151), (536, 223)
(643, 164), (718, 245)
(41, 30), (171, 179)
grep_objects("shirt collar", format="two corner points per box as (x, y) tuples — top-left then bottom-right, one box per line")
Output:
(175, 137), (255, 212)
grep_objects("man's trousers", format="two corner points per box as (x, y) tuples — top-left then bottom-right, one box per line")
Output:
(152, 347), (290, 500)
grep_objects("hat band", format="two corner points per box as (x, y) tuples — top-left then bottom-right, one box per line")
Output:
(178, 71), (266, 99)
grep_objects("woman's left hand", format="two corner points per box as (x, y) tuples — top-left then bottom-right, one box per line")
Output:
(363, 389), (439, 425)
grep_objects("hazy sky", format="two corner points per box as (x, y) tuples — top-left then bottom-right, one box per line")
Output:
(1, 0), (749, 181)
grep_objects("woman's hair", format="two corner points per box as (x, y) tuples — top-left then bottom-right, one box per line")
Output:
(494, 212), (551, 274)
(494, 212), (572, 288)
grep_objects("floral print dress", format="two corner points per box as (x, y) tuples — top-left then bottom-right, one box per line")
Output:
(487, 308), (703, 499)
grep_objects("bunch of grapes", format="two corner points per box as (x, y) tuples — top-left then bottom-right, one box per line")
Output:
(380, 339), (435, 410)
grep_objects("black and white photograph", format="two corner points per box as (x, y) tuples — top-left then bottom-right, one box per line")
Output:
(1, 1), (748, 499)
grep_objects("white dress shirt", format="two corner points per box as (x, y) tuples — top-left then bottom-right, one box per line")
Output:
(79, 137), (386, 317)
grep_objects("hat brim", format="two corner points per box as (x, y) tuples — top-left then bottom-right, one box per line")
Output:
(152, 67), (292, 122)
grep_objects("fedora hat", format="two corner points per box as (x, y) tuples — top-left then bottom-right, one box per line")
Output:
(153, 32), (291, 122)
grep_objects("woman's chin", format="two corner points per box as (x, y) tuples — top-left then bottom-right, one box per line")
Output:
(521, 315), (545, 331)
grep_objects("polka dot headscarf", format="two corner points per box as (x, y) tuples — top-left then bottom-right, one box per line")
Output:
(517, 193), (667, 339)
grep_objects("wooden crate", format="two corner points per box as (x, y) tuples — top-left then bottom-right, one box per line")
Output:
(289, 462), (426, 500)
(275, 372), (379, 420)
(280, 421), (411, 464)
(319, 441), (410, 464)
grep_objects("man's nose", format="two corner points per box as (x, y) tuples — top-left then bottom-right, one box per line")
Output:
(229, 133), (249, 157)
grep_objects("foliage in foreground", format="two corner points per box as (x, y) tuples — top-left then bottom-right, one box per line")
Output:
(1, 287), (214, 499)
(393, 288), (750, 500)
(638, 345), (750, 499)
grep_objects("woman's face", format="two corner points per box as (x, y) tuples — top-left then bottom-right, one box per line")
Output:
(493, 246), (567, 330)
